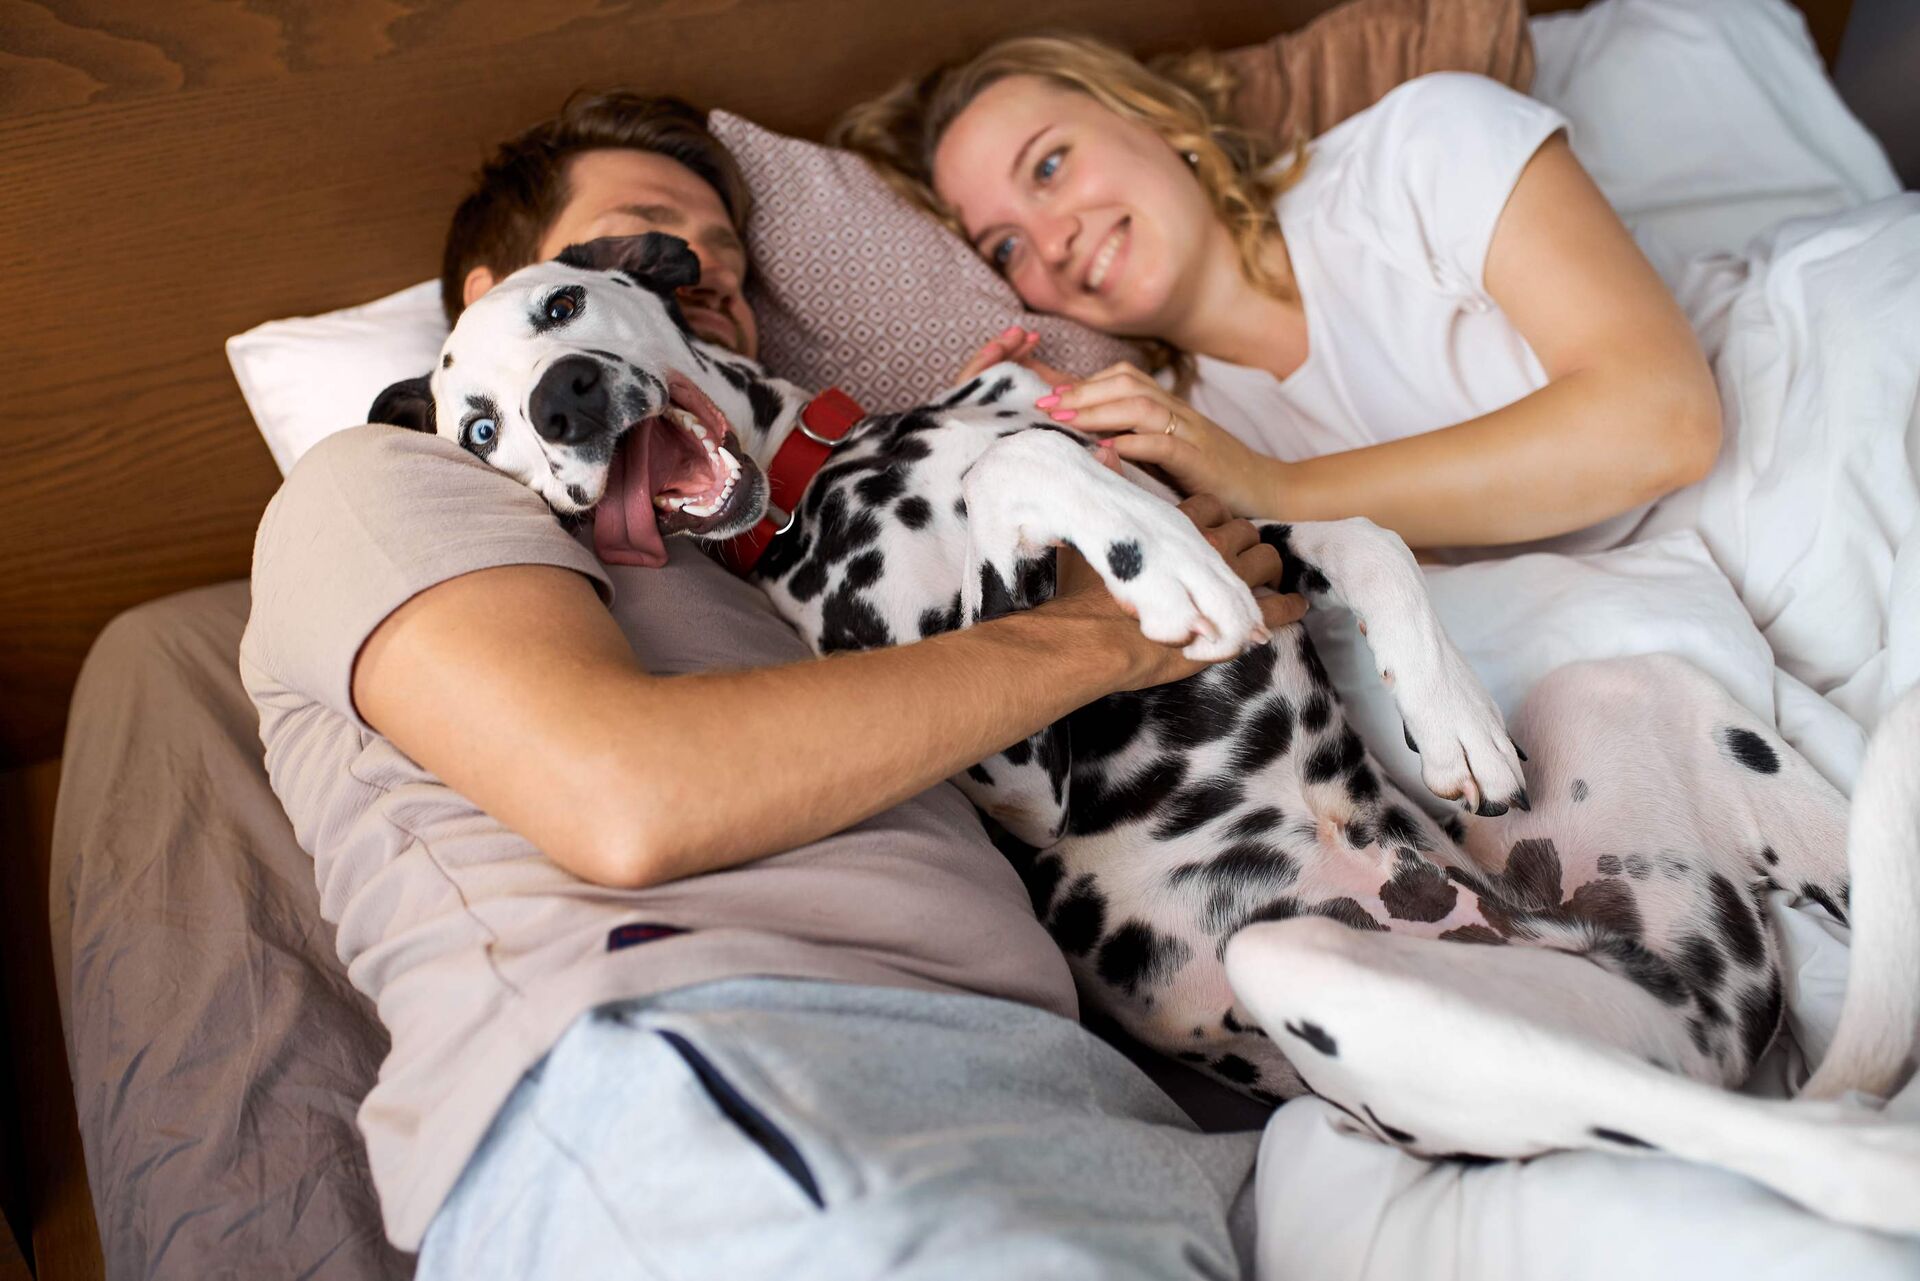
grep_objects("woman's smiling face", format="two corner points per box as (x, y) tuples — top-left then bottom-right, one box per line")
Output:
(933, 74), (1219, 336)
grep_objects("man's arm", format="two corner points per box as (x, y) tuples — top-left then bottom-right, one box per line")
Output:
(354, 497), (1302, 889)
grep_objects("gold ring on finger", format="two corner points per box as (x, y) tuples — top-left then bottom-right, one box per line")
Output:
(1164, 408), (1178, 436)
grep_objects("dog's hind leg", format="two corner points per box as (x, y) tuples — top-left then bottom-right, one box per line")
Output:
(1224, 915), (1920, 1234)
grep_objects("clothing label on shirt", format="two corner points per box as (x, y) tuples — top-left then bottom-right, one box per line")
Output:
(606, 922), (687, 952)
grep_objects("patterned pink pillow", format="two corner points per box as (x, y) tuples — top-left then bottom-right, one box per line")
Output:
(711, 111), (1138, 408)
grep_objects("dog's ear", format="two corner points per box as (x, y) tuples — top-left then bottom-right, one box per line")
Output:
(369, 374), (437, 434)
(556, 233), (702, 293)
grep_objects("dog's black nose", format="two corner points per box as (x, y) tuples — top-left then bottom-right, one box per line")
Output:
(530, 355), (610, 445)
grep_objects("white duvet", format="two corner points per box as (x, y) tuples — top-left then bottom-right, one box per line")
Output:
(1248, 2), (1920, 1276)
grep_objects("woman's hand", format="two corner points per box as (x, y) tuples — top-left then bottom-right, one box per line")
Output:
(956, 325), (1078, 386)
(1037, 363), (1280, 517)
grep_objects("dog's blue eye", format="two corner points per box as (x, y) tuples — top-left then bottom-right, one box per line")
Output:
(469, 418), (496, 445)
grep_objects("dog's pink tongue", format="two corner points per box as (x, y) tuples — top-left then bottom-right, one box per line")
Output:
(591, 425), (670, 568)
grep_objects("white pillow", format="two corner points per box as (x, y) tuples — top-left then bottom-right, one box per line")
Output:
(226, 280), (447, 475)
(1313, 530), (1779, 813)
(1529, 0), (1900, 285)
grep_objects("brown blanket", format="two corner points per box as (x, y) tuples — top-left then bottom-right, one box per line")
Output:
(50, 581), (410, 1280)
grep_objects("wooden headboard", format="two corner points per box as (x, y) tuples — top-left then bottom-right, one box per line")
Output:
(0, 0), (1855, 770)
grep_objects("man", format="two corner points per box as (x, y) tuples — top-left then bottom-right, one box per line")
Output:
(243, 91), (1300, 1277)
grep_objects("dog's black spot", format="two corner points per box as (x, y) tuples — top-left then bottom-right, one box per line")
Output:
(1230, 697), (1295, 773)
(1169, 841), (1299, 894)
(1106, 539), (1145, 581)
(1596, 855), (1622, 876)
(1720, 726), (1781, 775)
(1067, 693), (1146, 763)
(1296, 630), (1333, 689)
(1016, 553), (1056, 606)
(1677, 934), (1726, 992)
(966, 763), (993, 785)
(1801, 882), (1848, 924)
(1152, 780), (1247, 841)
(1565, 878), (1642, 936)
(896, 495), (933, 529)
(1315, 897), (1387, 932)
(1284, 1019), (1338, 1057)
(1708, 873), (1766, 967)
(979, 374), (1015, 405)
(917, 593), (963, 639)
(1737, 971), (1785, 1067)
(1225, 806), (1285, 839)
(745, 379), (783, 430)
(1304, 728), (1366, 784)
(1500, 839), (1564, 912)
(952, 497), (968, 521)
(1587, 933), (1689, 1006)
(1590, 1127), (1657, 1150)
(1440, 924), (1506, 945)
(1570, 779), (1590, 803)
(842, 549), (884, 592)
(975, 562), (1015, 622)
(1376, 805), (1429, 853)
(1211, 1054), (1260, 1085)
(440, 352), (452, 369)
(1760, 846), (1779, 866)
(1221, 642), (1280, 703)
(788, 557), (829, 604)
(1066, 756), (1187, 837)
(1050, 875), (1107, 955)
(1626, 854), (1654, 881)
(855, 469), (906, 506)
(938, 377), (984, 407)
(1345, 764), (1381, 805)
(1300, 691), (1333, 732)
(1441, 815), (1467, 844)
(1001, 737), (1033, 767)
(1363, 1105), (1416, 1145)
(1222, 1009), (1247, 1033)
(1096, 920), (1193, 995)
(1382, 852), (1458, 923)
(1021, 851), (1066, 919)
(1688, 1017), (1714, 1056)
(1151, 682), (1239, 750)
(819, 581), (890, 653)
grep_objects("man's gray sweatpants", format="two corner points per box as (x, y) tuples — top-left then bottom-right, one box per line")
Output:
(417, 977), (1261, 1280)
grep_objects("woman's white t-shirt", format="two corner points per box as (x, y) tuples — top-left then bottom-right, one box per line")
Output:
(1180, 73), (1646, 553)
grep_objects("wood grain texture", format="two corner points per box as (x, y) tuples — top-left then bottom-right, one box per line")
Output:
(0, 0), (1864, 769)
(0, 0), (1345, 767)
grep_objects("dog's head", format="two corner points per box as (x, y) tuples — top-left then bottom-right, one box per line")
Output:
(371, 232), (772, 546)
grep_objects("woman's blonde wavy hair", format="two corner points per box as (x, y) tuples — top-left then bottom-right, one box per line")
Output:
(830, 31), (1307, 380)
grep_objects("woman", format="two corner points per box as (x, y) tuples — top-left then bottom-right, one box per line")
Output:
(833, 35), (1721, 554)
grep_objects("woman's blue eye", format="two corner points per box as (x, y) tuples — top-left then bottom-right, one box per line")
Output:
(1035, 148), (1063, 182)
(469, 418), (497, 445)
(990, 236), (1017, 269)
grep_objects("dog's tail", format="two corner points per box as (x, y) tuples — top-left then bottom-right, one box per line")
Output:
(1800, 681), (1920, 1100)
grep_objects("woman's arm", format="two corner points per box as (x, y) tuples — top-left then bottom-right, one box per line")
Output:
(353, 499), (1303, 890)
(1054, 137), (1722, 549)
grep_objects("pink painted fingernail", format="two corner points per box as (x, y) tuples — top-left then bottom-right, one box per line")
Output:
(1036, 394), (1060, 408)
(1052, 383), (1072, 394)
(1050, 410), (1077, 422)
(1000, 325), (1021, 337)
(1024, 330), (1039, 341)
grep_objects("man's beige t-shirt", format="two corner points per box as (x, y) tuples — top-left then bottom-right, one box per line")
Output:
(241, 425), (1077, 1251)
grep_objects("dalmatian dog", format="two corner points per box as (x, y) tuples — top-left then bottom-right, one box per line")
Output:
(372, 234), (1920, 1232)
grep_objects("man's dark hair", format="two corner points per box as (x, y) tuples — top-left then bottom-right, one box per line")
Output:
(440, 90), (752, 322)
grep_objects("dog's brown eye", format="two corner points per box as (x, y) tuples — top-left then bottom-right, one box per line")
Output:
(546, 294), (577, 322)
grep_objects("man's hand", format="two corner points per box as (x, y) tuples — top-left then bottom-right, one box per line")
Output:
(1048, 494), (1308, 691)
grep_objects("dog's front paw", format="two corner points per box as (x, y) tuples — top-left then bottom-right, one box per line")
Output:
(1097, 507), (1265, 661)
(1390, 637), (1527, 817)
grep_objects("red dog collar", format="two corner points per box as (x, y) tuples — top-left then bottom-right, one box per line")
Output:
(715, 387), (864, 575)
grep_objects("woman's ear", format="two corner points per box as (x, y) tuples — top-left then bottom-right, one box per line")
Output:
(463, 265), (497, 308)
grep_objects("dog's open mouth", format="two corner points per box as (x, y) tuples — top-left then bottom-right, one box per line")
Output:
(594, 372), (764, 567)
